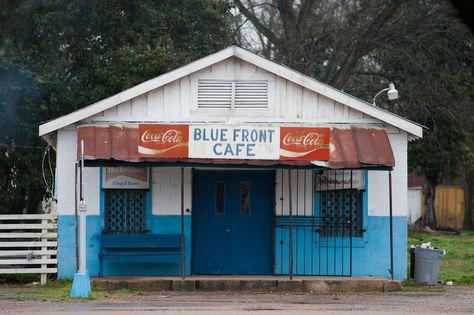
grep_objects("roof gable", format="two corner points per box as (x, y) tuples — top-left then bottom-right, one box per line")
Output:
(39, 46), (422, 138)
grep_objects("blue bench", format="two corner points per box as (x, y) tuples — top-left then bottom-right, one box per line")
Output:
(98, 234), (182, 276)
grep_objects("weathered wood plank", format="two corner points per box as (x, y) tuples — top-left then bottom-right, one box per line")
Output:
(0, 214), (55, 220)
(0, 233), (57, 239)
(0, 241), (57, 247)
(0, 224), (55, 230)
(0, 259), (57, 265)
(0, 250), (57, 257)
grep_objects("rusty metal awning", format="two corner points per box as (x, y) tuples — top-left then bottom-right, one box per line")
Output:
(76, 125), (395, 169)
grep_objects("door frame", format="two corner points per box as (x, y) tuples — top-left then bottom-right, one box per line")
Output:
(191, 168), (276, 275)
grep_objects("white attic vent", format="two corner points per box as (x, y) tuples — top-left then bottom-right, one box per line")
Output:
(198, 79), (268, 110)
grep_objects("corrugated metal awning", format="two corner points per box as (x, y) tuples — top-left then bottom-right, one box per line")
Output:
(76, 125), (395, 169)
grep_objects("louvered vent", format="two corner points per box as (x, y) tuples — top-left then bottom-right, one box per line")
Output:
(197, 79), (268, 109)
(198, 80), (232, 109)
(235, 80), (268, 109)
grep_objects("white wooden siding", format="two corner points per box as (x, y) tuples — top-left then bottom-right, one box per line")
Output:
(88, 57), (377, 125)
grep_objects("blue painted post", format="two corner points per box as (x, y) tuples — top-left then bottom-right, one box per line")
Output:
(389, 171), (394, 280)
(70, 140), (91, 298)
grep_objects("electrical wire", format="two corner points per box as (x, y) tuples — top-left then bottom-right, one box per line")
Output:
(42, 146), (54, 196)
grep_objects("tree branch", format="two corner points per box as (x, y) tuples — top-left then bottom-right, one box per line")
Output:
(234, 0), (286, 52)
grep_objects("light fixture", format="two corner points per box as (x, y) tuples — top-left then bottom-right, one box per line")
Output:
(372, 83), (399, 106)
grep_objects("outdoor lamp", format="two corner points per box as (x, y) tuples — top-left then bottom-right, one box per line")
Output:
(373, 83), (399, 106)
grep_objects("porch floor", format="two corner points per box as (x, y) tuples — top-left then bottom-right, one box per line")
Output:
(92, 275), (400, 292)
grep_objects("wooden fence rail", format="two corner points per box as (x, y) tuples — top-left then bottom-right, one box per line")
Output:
(0, 214), (57, 284)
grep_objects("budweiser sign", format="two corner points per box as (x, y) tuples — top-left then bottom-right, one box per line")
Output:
(280, 127), (330, 160)
(138, 124), (189, 158)
(102, 167), (149, 189)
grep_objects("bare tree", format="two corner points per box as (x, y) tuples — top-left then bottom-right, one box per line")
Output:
(234, 0), (451, 89)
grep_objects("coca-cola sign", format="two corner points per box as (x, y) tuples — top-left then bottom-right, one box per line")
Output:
(138, 124), (189, 158)
(280, 127), (330, 160)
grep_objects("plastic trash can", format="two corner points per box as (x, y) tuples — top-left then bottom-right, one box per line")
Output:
(414, 247), (445, 284)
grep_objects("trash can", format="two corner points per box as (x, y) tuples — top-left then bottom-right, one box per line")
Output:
(414, 246), (445, 284)
(409, 246), (416, 279)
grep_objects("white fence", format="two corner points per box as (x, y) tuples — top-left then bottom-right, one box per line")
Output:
(0, 214), (57, 284)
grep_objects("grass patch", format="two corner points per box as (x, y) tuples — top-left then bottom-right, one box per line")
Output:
(408, 230), (474, 285)
(13, 279), (105, 301)
(0, 274), (40, 284)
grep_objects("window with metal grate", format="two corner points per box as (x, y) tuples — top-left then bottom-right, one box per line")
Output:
(197, 79), (268, 110)
(104, 190), (147, 234)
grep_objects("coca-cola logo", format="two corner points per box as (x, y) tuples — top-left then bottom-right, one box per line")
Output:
(141, 130), (182, 144)
(282, 132), (324, 147)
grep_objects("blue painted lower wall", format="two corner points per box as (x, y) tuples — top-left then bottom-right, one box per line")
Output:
(58, 215), (406, 280)
(274, 216), (407, 279)
(57, 215), (191, 279)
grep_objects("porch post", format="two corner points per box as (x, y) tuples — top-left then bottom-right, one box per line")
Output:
(181, 167), (185, 280)
(389, 171), (394, 280)
(288, 169), (293, 280)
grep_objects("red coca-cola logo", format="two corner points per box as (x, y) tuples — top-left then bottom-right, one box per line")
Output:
(138, 124), (189, 158)
(141, 130), (183, 144)
(280, 127), (330, 161)
(282, 132), (323, 146)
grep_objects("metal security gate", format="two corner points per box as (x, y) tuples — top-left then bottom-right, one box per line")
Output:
(274, 169), (364, 277)
(104, 190), (147, 234)
(275, 216), (354, 276)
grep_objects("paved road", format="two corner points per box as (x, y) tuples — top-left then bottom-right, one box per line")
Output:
(0, 286), (473, 314)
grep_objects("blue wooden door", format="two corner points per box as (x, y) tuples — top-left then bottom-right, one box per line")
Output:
(193, 170), (274, 275)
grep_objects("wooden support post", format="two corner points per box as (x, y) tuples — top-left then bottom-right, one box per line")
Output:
(41, 218), (48, 285)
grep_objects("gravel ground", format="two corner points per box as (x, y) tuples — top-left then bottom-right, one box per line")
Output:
(0, 285), (473, 314)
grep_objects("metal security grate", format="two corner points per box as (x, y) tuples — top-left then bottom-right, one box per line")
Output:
(104, 190), (147, 234)
(320, 189), (362, 237)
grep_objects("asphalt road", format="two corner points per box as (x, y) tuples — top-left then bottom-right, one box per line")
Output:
(0, 286), (473, 314)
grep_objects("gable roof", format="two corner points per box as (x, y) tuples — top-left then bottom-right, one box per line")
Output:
(39, 45), (423, 138)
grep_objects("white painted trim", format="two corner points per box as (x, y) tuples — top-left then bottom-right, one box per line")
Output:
(83, 118), (381, 126)
(39, 46), (422, 138)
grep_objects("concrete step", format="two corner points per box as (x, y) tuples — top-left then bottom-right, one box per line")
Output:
(92, 277), (400, 293)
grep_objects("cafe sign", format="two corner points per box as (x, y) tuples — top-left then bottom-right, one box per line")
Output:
(138, 124), (330, 161)
(102, 167), (150, 189)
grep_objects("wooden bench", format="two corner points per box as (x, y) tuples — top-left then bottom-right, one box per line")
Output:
(98, 234), (181, 276)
